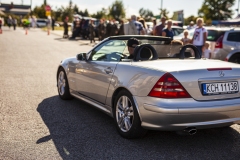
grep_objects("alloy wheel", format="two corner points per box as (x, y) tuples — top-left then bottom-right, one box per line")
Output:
(116, 96), (134, 132)
(58, 71), (66, 96)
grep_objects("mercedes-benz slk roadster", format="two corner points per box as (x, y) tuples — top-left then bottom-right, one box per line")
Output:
(57, 36), (240, 138)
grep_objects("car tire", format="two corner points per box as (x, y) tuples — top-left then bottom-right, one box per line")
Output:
(113, 90), (147, 139)
(57, 68), (73, 100)
(229, 54), (240, 64)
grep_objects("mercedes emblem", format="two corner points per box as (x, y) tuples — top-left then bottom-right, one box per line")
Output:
(219, 71), (225, 77)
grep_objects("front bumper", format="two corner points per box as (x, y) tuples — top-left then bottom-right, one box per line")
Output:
(134, 96), (240, 131)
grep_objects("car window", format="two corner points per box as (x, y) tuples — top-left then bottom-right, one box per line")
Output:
(207, 30), (225, 41)
(172, 28), (184, 36)
(227, 32), (240, 42)
(90, 40), (127, 62)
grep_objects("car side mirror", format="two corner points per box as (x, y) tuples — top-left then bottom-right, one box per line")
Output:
(76, 53), (87, 61)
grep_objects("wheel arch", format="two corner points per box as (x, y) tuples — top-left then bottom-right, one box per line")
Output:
(56, 65), (69, 82)
(226, 50), (240, 62)
(57, 66), (64, 80)
(111, 87), (142, 121)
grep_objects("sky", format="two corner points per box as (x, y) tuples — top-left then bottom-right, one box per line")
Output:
(1, 0), (240, 18)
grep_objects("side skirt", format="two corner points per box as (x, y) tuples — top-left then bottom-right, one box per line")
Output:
(70, 90), (113, 117)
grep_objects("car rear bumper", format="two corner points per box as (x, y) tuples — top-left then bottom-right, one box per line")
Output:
(134, 96), (240, 131)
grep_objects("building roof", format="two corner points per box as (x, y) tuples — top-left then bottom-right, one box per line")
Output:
(0, 3), (31, 15)
(0, 3), (31, 9)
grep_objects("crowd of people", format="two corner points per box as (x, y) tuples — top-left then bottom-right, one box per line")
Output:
(64, 14), (210, 59)
(1, 13), (210, 59)
(1, 16), (18, 30)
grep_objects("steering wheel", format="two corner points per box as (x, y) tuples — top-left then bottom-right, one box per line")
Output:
(179, 44), (201, 59)
(107, 52), (124, 61)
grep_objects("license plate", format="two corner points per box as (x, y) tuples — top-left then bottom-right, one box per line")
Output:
(202, 82), (239, 95)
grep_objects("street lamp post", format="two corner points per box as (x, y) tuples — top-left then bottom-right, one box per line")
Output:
(238, 0), (240, 15)
(161, 0), (163, 11)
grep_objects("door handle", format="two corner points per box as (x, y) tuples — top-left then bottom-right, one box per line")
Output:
(104, 67), (113, 74)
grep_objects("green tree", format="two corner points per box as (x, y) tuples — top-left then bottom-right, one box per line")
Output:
(83, 9), (89, 17)
(139, 8), (154, 21)
(73, 4), (79, 14)
(58, 0), (74, 21)
(159, 8), (169, 19)
(109, 0), (125, 20)
(32, 5), (46, 18)
(91, 8), (107, 19)
(198, 0), (235, 21)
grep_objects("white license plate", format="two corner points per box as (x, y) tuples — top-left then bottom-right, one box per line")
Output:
(202, 82), (239, 95)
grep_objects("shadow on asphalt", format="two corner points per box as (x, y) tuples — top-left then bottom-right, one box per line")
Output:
(37, 96), (240, 159)
(54, 38), (72, 42)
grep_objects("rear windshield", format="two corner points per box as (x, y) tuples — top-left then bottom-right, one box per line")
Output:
(207, 30), (225, 41)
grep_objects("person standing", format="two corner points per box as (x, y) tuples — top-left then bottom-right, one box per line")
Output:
(63, 17), (69, 38)
(51, 17), (55, 30)
(191, 18), (207, 58)
(155, 17), (166, 36)
(0, 17), (2, 32)
(46, 16), (51, 35)
(202, 42), (211, 59)
(88, 20), (95, 43)
(7, 16), (12, 29)
(97, 19), (105, 41)
(111, 19), (118, 36)
(162, 20), (174, 39)
(105, 20), (112, 38)
(30, 16), (36, 28)
(19, 16), (22, 27)
(118, 20), (124, 35)
(152, 18), (157, 35)
(81, 19), (88, 39)
(139, 18), (147, 35)
(187, 21), (195, 30)
(124, 15), (145, 35)
(12, 17), (17, 30)
(181, 30), (191, 45)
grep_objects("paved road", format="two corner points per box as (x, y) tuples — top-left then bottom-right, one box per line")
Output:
(1, 27), (240, 160)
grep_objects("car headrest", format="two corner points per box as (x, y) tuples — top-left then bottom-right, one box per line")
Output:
(133, 44), (158, 61)
(179, 44), (201, 59)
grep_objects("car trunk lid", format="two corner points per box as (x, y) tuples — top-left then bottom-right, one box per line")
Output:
(133, 59), (240, 101)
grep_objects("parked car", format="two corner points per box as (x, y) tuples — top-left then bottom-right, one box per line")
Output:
(36, 19), (47, 28)
(216, 28), (240, 63)
(36, 19), (60, 28)
(174, 27), (240, 63)
(171, 26), (184, 36)
(56, 35), (240, 139)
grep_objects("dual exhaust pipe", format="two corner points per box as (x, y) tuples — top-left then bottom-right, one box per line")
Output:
(184, 127), (197, 135)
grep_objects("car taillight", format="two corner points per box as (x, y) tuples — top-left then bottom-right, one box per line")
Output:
(215, 35), (223, 49)
(148, 73), (191, 98)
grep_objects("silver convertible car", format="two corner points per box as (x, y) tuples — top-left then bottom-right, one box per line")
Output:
(57, 35), (240, 138)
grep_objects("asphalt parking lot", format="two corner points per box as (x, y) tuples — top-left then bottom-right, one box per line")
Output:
(0, 27), (240, 160)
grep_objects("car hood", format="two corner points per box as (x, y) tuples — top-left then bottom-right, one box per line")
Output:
(132, 59), (240, 72)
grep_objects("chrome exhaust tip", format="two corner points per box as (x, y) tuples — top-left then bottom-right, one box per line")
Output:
(184, 127), (197, 135)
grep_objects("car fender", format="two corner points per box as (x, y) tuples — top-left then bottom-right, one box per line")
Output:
(56, 57), (75, 80)
(106, 63), (164, 117)
(226, 49), (240, 61)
